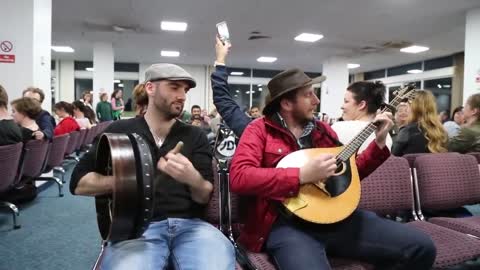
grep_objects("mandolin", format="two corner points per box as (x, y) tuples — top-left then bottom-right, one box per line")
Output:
(276, 84), (416, 224)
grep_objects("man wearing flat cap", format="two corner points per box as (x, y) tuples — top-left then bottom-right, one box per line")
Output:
(71, 63), (235, 270)
(229, 68), (436, 269)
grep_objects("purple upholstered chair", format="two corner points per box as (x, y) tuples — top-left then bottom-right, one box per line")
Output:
(359, 155), (480, 269)
(42, 134), (70, 183)
(413, 154), (480, 240)
(64, 131), (80, 162)
(0, 142), (23, 229)
(22, 139), (63, 197)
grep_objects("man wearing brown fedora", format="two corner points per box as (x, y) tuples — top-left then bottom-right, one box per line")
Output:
(229, 69), (436, 269)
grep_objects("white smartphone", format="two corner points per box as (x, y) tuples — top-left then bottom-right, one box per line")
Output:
(216, 21), (230, 44)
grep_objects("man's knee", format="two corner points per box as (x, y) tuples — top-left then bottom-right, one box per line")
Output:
(414, 234), (436, 265)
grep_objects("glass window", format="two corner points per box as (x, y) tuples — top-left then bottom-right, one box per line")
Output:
(364, 69), (386, 80)
(74, 61), (94, 71)
(74, 79), (93, 100)
(114, 62), (139, 72)
(228, 67), (251, 78)
(424, 78), (452, 113)
(424, 56), (453, 71)
(387, 62), (422, 77)
(251, 84), (268, 111)
(51, 60), (56, 70)
(228, 84), (251, 113)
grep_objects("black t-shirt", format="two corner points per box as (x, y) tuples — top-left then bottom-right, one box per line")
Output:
(0, 119), (22, 146)
(70, 117), (213, 221)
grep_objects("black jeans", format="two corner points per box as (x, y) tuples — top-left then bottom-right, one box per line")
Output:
(266, 210), (436, 270)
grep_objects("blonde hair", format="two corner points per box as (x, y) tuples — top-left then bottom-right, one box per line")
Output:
(409, 90), (448, 153)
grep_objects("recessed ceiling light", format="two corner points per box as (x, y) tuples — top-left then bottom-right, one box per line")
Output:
(294, 33), (324, 43)
(347, 63), (360, 69)
(161, 21), (188, 32)
(118, 83), (124, 87)
(437, 84), (442, 88)
(51, 46), (74, 53)
(257, 84), (262, 87)
(400, 45), (429, 54)
(235, 90), (240, 93)
(234, 94), (238, 97)
(231, 72), (244, 76)
(245, 91), (250, 94)
(113, 79), (121, 83)
(258, 88), (263, 91)
(257, 56), (277, 63)
(407, 69), (423, 74)
(161, 50), (180, 57)
(85, 67), (94, 72)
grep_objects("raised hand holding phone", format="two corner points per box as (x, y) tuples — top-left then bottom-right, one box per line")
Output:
(216, 21), (230, 45)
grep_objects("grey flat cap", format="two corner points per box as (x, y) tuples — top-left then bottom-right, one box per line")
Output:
(144, 63), (196, 88)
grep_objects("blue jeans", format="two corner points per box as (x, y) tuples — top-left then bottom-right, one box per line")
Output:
(266, 210), (436, 270)
(100, 218), (235, 270)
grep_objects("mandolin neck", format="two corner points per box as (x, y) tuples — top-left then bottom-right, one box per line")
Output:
(336, 122), (378, 162)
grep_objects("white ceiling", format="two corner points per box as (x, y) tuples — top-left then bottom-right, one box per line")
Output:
(51, 0), (480, 73)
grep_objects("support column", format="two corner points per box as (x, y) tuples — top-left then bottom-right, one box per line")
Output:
(93, 42), (114, 108)
(321, 58), (349, 118)
(463, 9), (480, 103)
(59, 60), (75, 102)
(0, 0), (52, 110)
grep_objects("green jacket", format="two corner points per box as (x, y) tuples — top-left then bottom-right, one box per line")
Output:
(448, 120), (480, 153)
(96, 101), (113, 122)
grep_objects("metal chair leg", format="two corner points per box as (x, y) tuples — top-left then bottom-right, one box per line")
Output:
(1, 201), (21, 229)
(54, 167), (66, 183)
(36, 176), (64, 197)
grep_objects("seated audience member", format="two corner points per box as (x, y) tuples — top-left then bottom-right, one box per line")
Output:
(438, 110), (450, 123)
(96, 93), (113, 122)
(392, 90), (448, 156)
(11, 97), (42, 142)
(70, 63), (234, 269)
(0, 84), (22, 145)
(249, 106), (262, 119)
(331, 81), (393, 153)
(210, 37), (252, 137)
(83, 106), (97, 126)
(449, 93), (480, 153)
(391, 101), (410, 139)
(53, 101), (80, 136)
(23, 87), (55, 141)
(132, 83), (148, 117)
(229, 68), (435, 269)
(443, 106), (464, 138)
(72, 100), (92, 129)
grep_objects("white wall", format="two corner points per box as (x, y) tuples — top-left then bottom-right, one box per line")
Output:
(464, 9), (480, 103)
(93, 42), (114, 108)
(59, 60), (75, 102)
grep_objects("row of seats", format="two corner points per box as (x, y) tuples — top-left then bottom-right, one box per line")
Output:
(206, 153), (480, 270)
(0, 121), (112, 229)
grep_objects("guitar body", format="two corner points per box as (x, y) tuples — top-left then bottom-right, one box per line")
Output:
(277, 146), (360, 224)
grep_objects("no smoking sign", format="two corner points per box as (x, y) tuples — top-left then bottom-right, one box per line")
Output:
(0, 41), (13, 53)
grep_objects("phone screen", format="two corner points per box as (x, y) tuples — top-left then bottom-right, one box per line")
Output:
(216, 21), (230, 43)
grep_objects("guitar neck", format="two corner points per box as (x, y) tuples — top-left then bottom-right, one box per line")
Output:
(335, 85), (414, 162)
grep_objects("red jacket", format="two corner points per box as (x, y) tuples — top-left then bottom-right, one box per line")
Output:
(229, 117), (390, 252)
(54, 116), (80, 136)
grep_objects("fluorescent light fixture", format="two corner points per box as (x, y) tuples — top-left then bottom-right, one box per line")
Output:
(245, 91), (250, 94)
(437, 84), (442, 88)
(258, 88), (263, 91)
(257, 84), (262, 87)
(294, 33), (324, 43)
(51, 46), (74, 53)
(85, 67), (94, 72)
(118, 83), (124, 87)
(444, 84), (451, 88)
(257, 56), (277, 63)
(400, 45), (429, 54)
(161, 50), (180, 57)
(235, 90), (240, 93)
(231, 72), (244, 76)
(347, 63), (360, 69)
(113, 79), (121, 83)
(161, 21), (188, 32)
(407, 69), (423, 74)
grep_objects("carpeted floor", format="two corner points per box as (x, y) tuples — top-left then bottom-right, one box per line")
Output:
(0, 161), (101, 270)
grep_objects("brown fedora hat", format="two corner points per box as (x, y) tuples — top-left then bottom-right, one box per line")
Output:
(263, 68), (326, 115)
